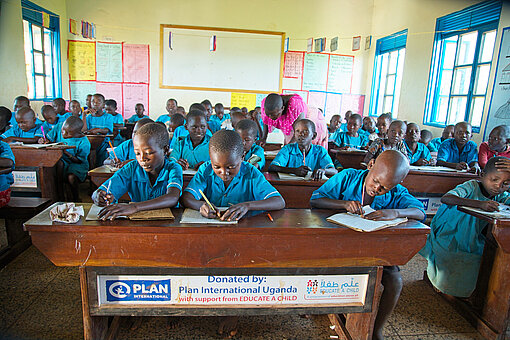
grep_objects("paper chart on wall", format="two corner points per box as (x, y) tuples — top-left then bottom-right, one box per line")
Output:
(327, 55), (354, 93)
(325, 92), (342, 117)
(302, 53), (329, 91)
(340, 94), (365, 115)
(307, 91), (326, 112)
(123, 44), (149, 83)
(283, 51), (304, 78)
(68, 41), (96, 81)
(282, 90), (309, 103)
(69, 81), (97, 104)
(96, 82), (123, 115)
(96, 42), (123, 82)
(230, 93), (256, 109)
(123, 83), (148, 116)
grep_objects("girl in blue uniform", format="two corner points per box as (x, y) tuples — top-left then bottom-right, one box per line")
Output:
(93, 123), (182, 220)
(436, 121), (480, 173)
(404, 123), (431, 165)
(330, 113), (369, 149)
(84, 94), (115, 167)
(236, 119), (265, 170)
(126, 103), (150, 123)
(420, 156), (510, 297)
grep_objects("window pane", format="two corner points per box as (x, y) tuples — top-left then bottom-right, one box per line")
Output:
(439, 70), (453, 96)
(383, 96), (393, 113)
(470, 97), (485, 128)
(32, 25), (42, 51)
(388, 51), (398, 74)
(480, 30), (497, 63)
(393, 49), (405, 117)
(43, 30), (51, 55)
(45, 55), (52, 77)
(443, 37), (458, 69)
(385, 74), (395, 95)
(34, 52), (44, 74)
(45, 76), (53, 98)
(35, 75), (45, 98)
(474, 64), (491, 95)
(452, 67), (472, 95)
(436, 97), (449, 124)
(456, 31), (478, 66)
(448, 96), (468, 124)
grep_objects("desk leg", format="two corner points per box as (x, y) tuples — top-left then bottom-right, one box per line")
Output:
(39, 167), (57, 201)
(80, 266), (108, 340)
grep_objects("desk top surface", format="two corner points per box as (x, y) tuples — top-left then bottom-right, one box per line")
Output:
(10, 144), (75, 151)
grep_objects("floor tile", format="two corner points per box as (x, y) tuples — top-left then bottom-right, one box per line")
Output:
(399, 333), (484, 340)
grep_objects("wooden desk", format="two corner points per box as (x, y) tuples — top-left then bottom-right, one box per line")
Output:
(86, 134), (114, 169)
(402, 170), (478, 195)
(330, 149), (367, 169)
(10, 145), (75, 201)
(24, 203), (430, 340)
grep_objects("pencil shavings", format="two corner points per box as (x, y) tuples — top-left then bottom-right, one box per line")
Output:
(50, 203), (84, 223)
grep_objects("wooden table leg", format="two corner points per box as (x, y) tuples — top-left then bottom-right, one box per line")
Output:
(80, 266), (108, 340)
(39, 167), (57, 201)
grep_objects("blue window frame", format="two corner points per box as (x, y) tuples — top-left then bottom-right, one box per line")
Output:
(22, 0), (62, 101)
(369, 29), (407, 118)
(424, 0), (501, 133)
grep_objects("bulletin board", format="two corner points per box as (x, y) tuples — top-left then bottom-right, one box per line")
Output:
(160, 25), (285, 94)
(67, 40), (150, 117)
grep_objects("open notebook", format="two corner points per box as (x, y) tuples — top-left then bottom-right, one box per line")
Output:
(182, 169), (198, 176)
(85, 204), (174, 220)
(277, 172), (328, 181)
(21, 142), (62, 148)
(180, 208), (238, 224)
(326, 206), (407, 232)
(409, 165), (467, 172)
(461, 204), (510, 219)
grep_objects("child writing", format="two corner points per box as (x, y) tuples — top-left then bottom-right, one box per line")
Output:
(269, 119), (337, 180)
(84, 93), (115, 166)
(11, 96), (30, 126)
(376, 113), (392, 139)
(436, 121), (480, 173)
(478, 125), (510, 168)
(93, 122), (182, 220)
(211, 103), (230, 125)
(105, 99), (125, 147)
(235, 119), (265, 170)
(156, 98), (178, 125)
(310, 150), (425, 340)
(0, 107), (42, 143)
(126, 103), (149, 123)
(428, 124), (454, 152)
(52, 98), (72, 122)
(41, 105), (58, 135)
(404, 123), (431, 166)
(0, 139), (15, 207)
(170, 110), (211, 170)
(330, 114), (369, 149)
(69, 100), (83, 118)
(364, 120), (408, 164)
(420, 156), (510, 297)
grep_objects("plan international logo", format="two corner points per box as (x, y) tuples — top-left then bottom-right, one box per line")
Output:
(106, 279), (171, 302)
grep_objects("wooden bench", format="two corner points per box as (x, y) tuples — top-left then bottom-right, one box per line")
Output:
(0, 197), (52, 268)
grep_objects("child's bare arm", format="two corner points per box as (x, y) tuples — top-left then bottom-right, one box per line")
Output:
(441, 193), (499, 212)
(221, 196), (285, 221)
(310, 198), (363, 215)
(3, 137), (40, 144)
(363, 207), (425, 221)
(268, 163), (311, 176)
(437, 160), (468, 170)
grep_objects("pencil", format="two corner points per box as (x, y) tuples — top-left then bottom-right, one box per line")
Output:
(267, 213), (274, 222)
(108, 140), (119, 163)
(199, 189), (217, 214)
(303, 150), (306, 167)
(105, 181), (111, 206)
(40, 126), (46, 141)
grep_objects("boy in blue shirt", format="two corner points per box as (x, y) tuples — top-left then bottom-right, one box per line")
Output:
(0, 107), (11, 135)
(41, 105), (59, 135)
(126, 103), (149, 123)
(69, 100), (83, 118)
(52, 98), (72, 123)
(310, 150), (425, 340)
(156, 98), (178, 125)
(170, 110), (211, 170)
(170, 103), (213, 149)
(0, 140), (15, 207)
(84, 93), (115, 166)
(404, 123), (431, 165)
(428, 125), (454, 152)
(269, 119), (337, 180)
(211, 103), (230, 125)
(202, 99), (221, 133)
(93, 122), (182, 220)
(104, 118), (153, 168)
(236, 119), (265, 170)
(105, 99), (125, 146)
(11, 96), (30, 126)
(0, 107), (43, 143)
(437, 121), (480, 173)
(168, 114), (185, 148)
(330, 113), (369, 149)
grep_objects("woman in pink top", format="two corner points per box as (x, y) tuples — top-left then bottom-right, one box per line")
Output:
(260, 93), (328, 148)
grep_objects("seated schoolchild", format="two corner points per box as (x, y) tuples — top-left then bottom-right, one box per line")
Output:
(84, 93), (115, 166)
(0, 107), (11, 135)
(168, 114), (185, 147)
(420, 129), (433, 149)
(328, 114), (341, 137)
(201, 99), (220, 134)
(339, 110), (352, 132)
(269, 119), (337, 180)
(235, 119), (265, 170)
(69, 100), (83, 118)
(41, 105), (59, 135)
(92, 123), (182, 220)
(105, 99), (125, 146)
(376, 113), (391, 139)
(436, 122), (480, 173)
(210, 103), (231, 125)
(0, 140), (15, 207)
(0, 107), (43, 144)
(330, 114), (370, 149)
(126, 103), (149, 123)
(361, 116), (378, 141)
(404, 123), (431, 166)
(428, 125), (454, 152)
(52, 98), (72, 123)
(170, 104), (212, 150)
(11, 96), (30, 126)
(156, 98), (178, 125)
(478, 125), (510, 168)
(364, 120), (408, 164)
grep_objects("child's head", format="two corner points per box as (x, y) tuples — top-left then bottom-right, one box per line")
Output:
(387, 120), (407, 145)
(104, 99), (117, 115)
(293, 119), (316, 147)
(201, 100), (213, 119)
(135, 103), (145, 117)
(166, 98), (177, 114)
(61, 116), (84, 139)
(453, 122), (472, 147)
(214, 103), (224, 117)
(330, 115), (341, 131)
(86, 94), (92, 108)
(91, 93), (105, 113)
(264, 94), (284, 120)
(376, 113), (392, 136)
(175, 106), (186, 115)
(241, 107), (248, 114)
(133, 123), (169, 173)
(488, 125), (510, 153)
(13, 96), (30, 112)
(52, 98), (66, 115)
(405, 123), (421, 143)
(15, 107), (36, 132)
(481, 156), (510, 197)
(420, 129), (433, 145)
(230, 107), (242, 114)
(366, 150), (410, 197)
(185, 110), (208, 141)
(41, 105), (58, 125)
(230, 111), (246, 129)
(344, 110), (352, 122)
(235, 119), (258, 153)
(347, 114), (362, 135)
(442, 125), (455, 140)
(189, 103), (206, 114)
(70, 100), (82, 116)
(132, 117), (154, 139)
(362, 116), (376, 133)
(0, 107), (12, 131)
(209, 129), (244, 182)
(169, 113), (185, 133)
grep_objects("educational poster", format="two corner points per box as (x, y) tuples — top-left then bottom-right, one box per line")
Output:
(230, 93), (256, 108)
(69, 81), (96, 104)
(68, 41), (96, 80)
(308, 91), (327, 112)
(255, 94), (266, 107)
(302, 53), (329, 91)
(325, 92), (342, 117)
(96, 42), (123, 82)
(484, 27), (510, 141)
(123, 44), (149, 83)
(96, 82), (123, 115)
(327, 55), (354, 93)
(123, 83), (148, 117)
(340, 94), (365, 115)
(283, 51), (304, 78)
(282, 89), (309, 103)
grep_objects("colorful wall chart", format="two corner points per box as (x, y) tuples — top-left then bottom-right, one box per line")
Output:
(68, 41), (95, 81)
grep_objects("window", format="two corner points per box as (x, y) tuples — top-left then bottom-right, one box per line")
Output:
(22, 1), (61, 100)
(369, 29), (407, 118)
(424, 0), (501, 132)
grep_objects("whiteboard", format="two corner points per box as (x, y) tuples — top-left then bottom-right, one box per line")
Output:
(160, 25), (284, 93)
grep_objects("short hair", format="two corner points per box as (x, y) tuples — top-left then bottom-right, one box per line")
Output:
(389, 120), (406, 131)
(331, 114), (340, 120)
(264, 93), (283, 112)
(135, 103), (144, 109)
(187, 109), (207, 122)
(235, 119), (258, 135)
(63, 115), (84, 131)
(134, 117), (153, 129)
(14, 96), (30, 106)
(215, 103), (224, 110)
(349, 114), (362, 124)
(492, 125), (510, 139)
(293, 118), (316, 134)
(230, 107), (241, 113)
(484, 156), (507, 174)
(52, 98), (65, 106)
(379, 113), (392, 122)
(41, 105), (55, 116)
(134, 122), (169, 149)
(167, 98), (178, 105)
(70, 99), (81, 106)
(201, 99), (212, 107)
(170, 113), (185, 126)
(0, 107), (12, 123)
(16, 106), (35, 119)
(175, 106), (186, 114)
(209, 129), (244, 159)
(421, 129), (433, 141)
(93, 93), (105, 102)
(105, 99), (117, 108)
(189, 103), (206, 113)
(455, 121), (471, 131)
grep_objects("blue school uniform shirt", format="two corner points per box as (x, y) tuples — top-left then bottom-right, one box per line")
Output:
(310, 168), (425, 218)
(0, 123), (43, 139)
(86, 112), (114, 134)
(97, 158), (183, 203)
(244, 143), (266, 170)
(156, 114), (171, 124)
(428, 137), (445, 152)
(170, 125), (212, 150)
(404, 141), (431, 164)
(420, 180), (510, 297)
(127, 114), (149, 123)
(271, 143), (334, 170)
(339, 123), (347, 132)
(110, 113), (125, 146)
(330, 131), (369, 149)
(210, 113), (231, 125)
(170, 135), (211, 168)
(437, 139), (478, 164)
(207, 119), (221, 134)
(57, 112), (72, 123)
(61, 136), (91, 182)
(184, 161), (281, 206)
(108, 139), (136, 162)
(41, 121), (57, 135)
(0, 141), (15, 192)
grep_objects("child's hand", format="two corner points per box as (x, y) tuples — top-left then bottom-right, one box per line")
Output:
(495, 158), (510, 172)
(363, 209), (399, 221)
(199, 202), (220, 219)
(98, 203), (137, 220)
(343, 200), (363, 215)
(477, 200), (500, 212)
(469, 163), (481, 175)
(221, 203), (249, 221)
(339, 146), (349, 151)
(293, 165), (311, 177)
(194, 161), (204, 170)
(414, 158), (429, 166)
(37, 137), (45, 144)
(94, 189), (114, 207)
(312, 169), (325, 181)
(177, 159), (189, 170)
(456, 162), (469, 170)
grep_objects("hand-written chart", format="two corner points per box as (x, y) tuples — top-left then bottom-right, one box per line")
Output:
(231, 93), (256, 108)
(69, 82), (97, 104)
(302, 53), (329, 91)
(283, 51), (304, 78)
(96, 82), (123, 115)
(327, 55), (354, 93)
(68, 41), (95, 81)
(123, 44), (149, 83)
(96, 42), (122, 82)
(123, 83), (148, 117)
